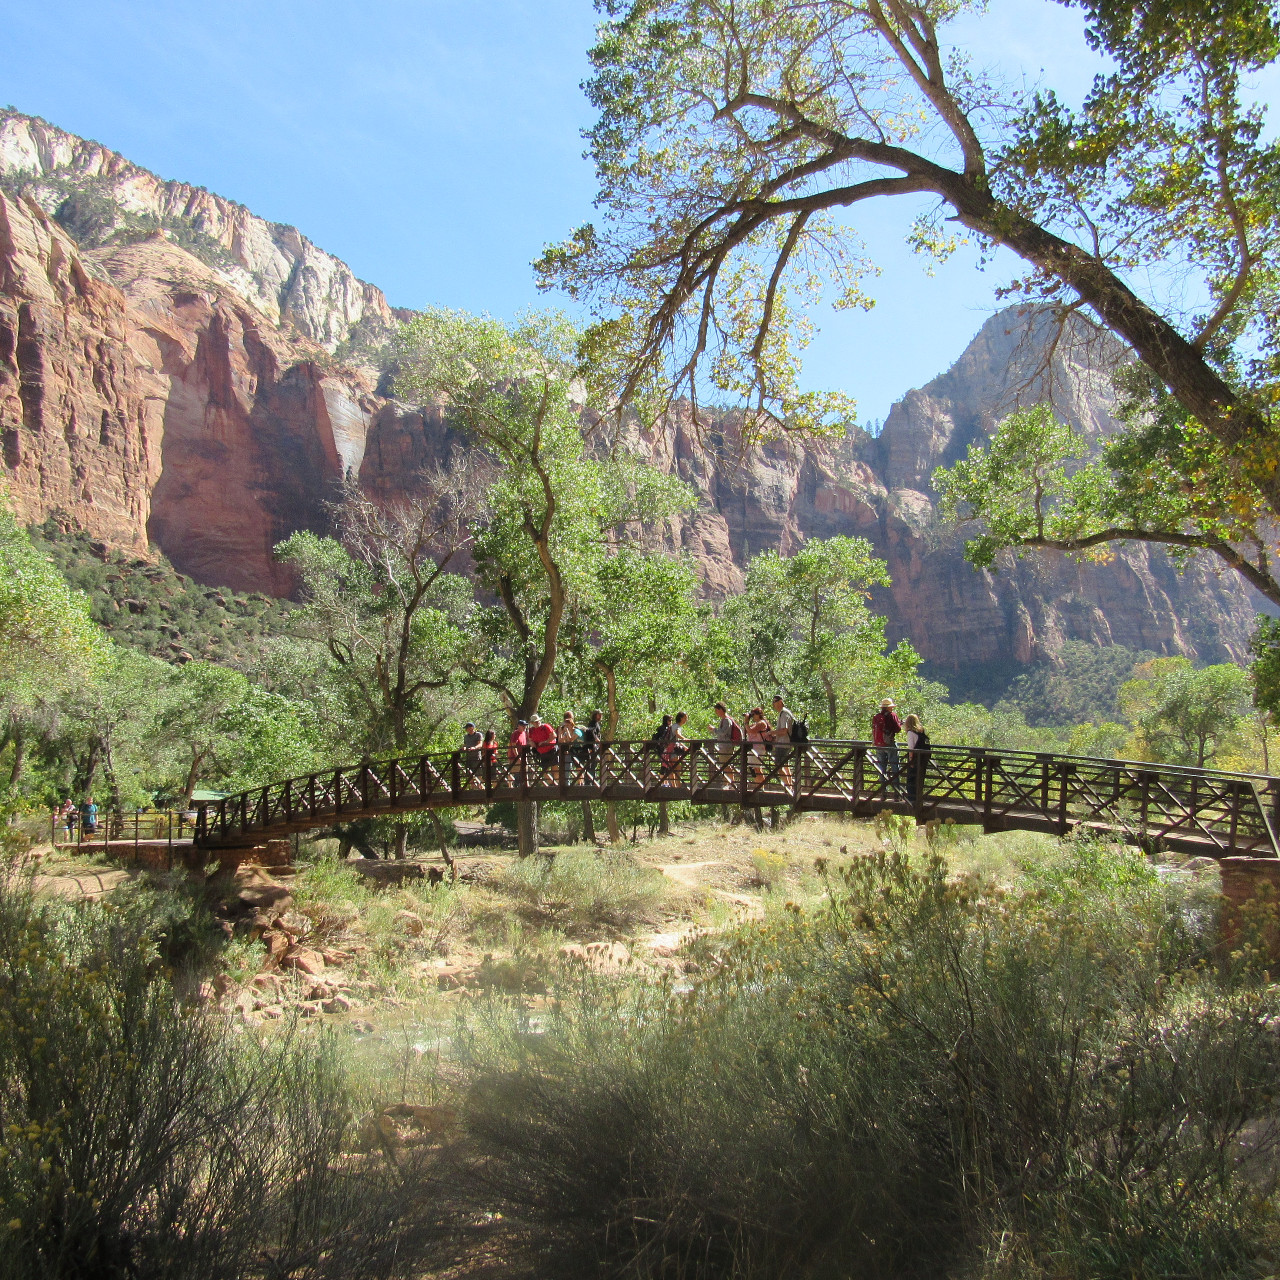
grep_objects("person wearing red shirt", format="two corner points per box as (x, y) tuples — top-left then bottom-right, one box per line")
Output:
(871, 698), (905, 795)
(508, 720), (529, 763)
(527, 714), (559, 782)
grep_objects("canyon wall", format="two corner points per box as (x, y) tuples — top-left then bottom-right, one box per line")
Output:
(0, 126), (1262, 676)
(0, 110), (392, 351)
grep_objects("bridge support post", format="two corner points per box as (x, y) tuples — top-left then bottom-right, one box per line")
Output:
(1056, 763), (1073, 836)
(1219, 857), (1280, 963)
(982, 756), (998, 833)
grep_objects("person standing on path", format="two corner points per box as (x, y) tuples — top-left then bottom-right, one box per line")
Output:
(711, 702), (739, 787)
(462, 723), (483, 776)
(528, 714), (559, 782)
(771, 694), (797, 787)
(903, 713), (930, 798)
(872, 699), (905, 794)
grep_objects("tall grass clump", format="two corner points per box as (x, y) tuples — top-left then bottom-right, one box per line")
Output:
(0, 872), (439, 1279)
(489, 850), (670, 936)
(458, 843), (1280, 1279)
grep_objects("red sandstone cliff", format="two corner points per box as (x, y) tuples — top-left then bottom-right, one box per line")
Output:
(0, 163), (1262, 674)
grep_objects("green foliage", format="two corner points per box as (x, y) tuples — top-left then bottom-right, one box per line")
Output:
(1251, 615), (1280, 717)
(0, 872), (426, 1279)
(30, 520), (294, 675)
(393, 309), (695, 730)
(0, 502), (103, 708)
(1119, 656), (1253, 767)
(275, 483), (476, 755)
(1002, 639), (1153, 726)
(725, 535), (917, 735)
(489, 850), (671, 938)
(539, 0), (1280, 604)
(459, 845), (1277, 1278)
(149, 661), (320, 804)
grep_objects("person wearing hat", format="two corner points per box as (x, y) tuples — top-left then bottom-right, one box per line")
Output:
(462, 722), (483, 775)
(527, 713), (560, 781)
(871, 698), (905, 795)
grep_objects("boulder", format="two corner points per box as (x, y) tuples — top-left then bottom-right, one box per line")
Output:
(282, 946), (325, 976)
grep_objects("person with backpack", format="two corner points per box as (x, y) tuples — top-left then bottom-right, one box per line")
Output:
(871, 698), (906, 795)
(903, 713), (931, 799)
(771, 694), (799, 788)
(581, 709), (605, 785)
(711, 702), (741, 787)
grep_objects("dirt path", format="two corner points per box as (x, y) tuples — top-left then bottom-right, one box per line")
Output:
(32, 868), (134, 900)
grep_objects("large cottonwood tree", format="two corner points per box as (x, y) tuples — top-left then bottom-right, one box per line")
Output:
(541, 0), (1280, 601)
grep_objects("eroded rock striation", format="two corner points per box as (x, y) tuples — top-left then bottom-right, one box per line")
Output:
(0, 110), (392, 351)
(0, 124), (1262, 676)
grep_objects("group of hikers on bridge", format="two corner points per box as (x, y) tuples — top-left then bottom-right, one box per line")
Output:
(459, 695), (932, 793)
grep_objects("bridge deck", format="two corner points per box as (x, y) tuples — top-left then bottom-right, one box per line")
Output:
(195, 740), (1280, 859)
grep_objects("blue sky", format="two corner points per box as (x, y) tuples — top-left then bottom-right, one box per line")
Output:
(1, 0), (1260, 424)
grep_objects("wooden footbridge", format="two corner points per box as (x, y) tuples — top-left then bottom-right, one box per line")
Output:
(193, 740), (1280, 859)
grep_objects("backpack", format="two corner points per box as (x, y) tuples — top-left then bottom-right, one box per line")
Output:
(729, 719), (743, 744)
(914, 727), (931, 750)
(791, 717), (809, 744)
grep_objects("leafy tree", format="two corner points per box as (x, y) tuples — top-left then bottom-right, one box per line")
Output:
(934, 399), (1280, 605)
(726, 536), (916, 735)
(393, 309), (694, 853)
(0, 497), (103, 706)
(276, 476), (476, 755)
(150, 661), (318, 806)
(542, 0), (1280, 603)
(1118, 656), (1251, 767)
(998, 638), (1151, 727)
(1251, 616), (1280, 718)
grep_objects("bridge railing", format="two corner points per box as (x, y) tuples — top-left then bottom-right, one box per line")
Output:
(193, 740), (1280, 858)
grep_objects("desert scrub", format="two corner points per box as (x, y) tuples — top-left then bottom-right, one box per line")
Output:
(455, 843), (1280, 1279)
(486, 850), (672, 937)
(0, 871), (441, 1279)
(289, 861), (465, 991)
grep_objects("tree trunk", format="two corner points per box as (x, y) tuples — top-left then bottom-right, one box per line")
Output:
(7, 724), (24, 789)
(428, 812), (455, 874)
(658, 799), (670, 835)
(822, 673), (838, 738)
(393, 824), (409, 860)
(517, 801), (540, 857)
(605, 801), (622, 844)
(581, 800), (596, 844)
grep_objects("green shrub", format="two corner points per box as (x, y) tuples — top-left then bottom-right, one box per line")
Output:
(489, 850), (670, 937)
(0, 872), (440, 1278)
(456, 845), (1280, 1278)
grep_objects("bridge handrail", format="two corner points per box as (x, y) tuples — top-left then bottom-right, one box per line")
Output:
(194, 738), (1280, 835)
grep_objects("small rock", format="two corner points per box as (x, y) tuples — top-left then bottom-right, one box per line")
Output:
(297, 1001), (324, 1017)
(322, 994), (355, 1013)
(261, 929), (291, 969)
(350, 1019), (375, 1034)
(260, 1004), (284, 1019)
(394, 909), (425, 937)
(283, 947), (326, 976)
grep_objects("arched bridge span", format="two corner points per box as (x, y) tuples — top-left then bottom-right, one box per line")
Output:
(194, 740), (1280, 860)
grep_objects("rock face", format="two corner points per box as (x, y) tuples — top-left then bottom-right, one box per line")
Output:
(0, 110), (392, 351)
(0, 114), (1263, 676)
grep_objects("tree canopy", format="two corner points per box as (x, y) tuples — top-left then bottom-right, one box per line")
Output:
(540, 0), (1280, 602)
